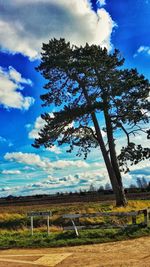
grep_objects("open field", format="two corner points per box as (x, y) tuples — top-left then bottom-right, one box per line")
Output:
(0, 198), (150, 214)
(0, 192), (150, 207)
(0, 236), (150, 266)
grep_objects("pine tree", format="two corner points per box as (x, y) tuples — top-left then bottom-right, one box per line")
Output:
(33, 38), (150, 206)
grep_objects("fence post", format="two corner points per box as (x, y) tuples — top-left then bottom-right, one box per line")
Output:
(31, 216), (33, 236)
(132, 215), (136, 225)
(47, 215), (50, 235)
(144, 209), (150, 227)
(71, 219), (79, 237)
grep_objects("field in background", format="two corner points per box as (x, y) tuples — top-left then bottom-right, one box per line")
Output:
(0, 199), (150, 248)
(0, 191), (150, 207)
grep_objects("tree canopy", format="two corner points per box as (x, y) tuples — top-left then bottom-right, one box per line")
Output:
(33, 38), (150, 206)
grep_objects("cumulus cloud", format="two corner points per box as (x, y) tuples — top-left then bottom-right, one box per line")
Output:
(43, 170), (105, 188)
(129, 161), (150, 175)
(96, 0), (106, 7)
(0, 136), (7, 143)
(0, 0), (116, 60)
(50, 160), (89, 169)
(0, 66), (34, 110)
(46, 146), (61, 154)
(23, 166), (35, 171)
(4, 152), (89, 170)
(2, 169), (21, 175)
(4, 152), (46, 168)
(0, 169), (106, 197)
(134, 46), (150, 57)
(28, 114), (54, 139)
(28, 116), (45, 139)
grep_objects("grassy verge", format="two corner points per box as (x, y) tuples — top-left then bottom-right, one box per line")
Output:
(0, 200), (149, 248)
(0, 226), (150, 249)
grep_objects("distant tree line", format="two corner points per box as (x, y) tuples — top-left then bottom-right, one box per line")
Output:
(1, 177), (149, 203)
(88, 177), (150, 194)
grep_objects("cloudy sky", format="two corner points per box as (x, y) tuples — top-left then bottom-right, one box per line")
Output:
(0, 0), (149, 197)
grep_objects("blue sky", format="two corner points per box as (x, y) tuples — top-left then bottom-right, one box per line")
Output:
(0, 0), (149, 197)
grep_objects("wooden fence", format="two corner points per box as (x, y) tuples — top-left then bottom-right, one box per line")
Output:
(63, 208), (150, 236)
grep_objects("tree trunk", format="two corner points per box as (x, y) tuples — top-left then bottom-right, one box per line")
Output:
(103, 105), (127, 206)
(77, 80), (127, 206)
(91, 112), (127, 206)
(72, 76), (127, 207)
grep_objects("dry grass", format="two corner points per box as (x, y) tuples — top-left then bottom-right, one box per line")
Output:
(0, 200), (149, 230)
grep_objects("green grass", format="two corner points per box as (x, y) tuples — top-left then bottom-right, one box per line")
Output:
(0, 226), (150, 249)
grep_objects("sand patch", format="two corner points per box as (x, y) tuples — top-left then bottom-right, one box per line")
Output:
(0, 253), (72, 266)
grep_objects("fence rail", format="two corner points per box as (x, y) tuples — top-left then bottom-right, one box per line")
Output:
(63, 208), (150, 236)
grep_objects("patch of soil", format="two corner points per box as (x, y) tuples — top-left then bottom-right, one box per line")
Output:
(0, 236), (150, 267)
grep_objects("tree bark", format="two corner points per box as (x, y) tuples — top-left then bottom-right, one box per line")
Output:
(91, 112), (127, 206)
(103, 104), (127, 206)
(81, 85), (127, 206)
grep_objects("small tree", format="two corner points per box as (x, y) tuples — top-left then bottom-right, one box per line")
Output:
(89, 184), (96, 192)
(129, 184), (137, 189)
(136, 177), (148, 189)
(105, 183), (112, 190)
(98, 185), (104, 192)
(33, 39), (150, 206)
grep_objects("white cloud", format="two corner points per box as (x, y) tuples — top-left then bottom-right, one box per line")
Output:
(8, 142), (14, 147)
(0, 0), (116, 60)
(46, 145), (61, 154)
(91, 126), (106, 138)
(2, 169), (21, 175)
(1, 160), (149, 197)
(0, 66), (34, 110)
(129, 160), (150, 173)
(25, 124), (32, 129)
(9, 67), (32, 86)
(96, 0), (106, 7)
(23, 166), (35, 171)
(43, 170), (105, 188)
(0, 136), (7, 143)
(4, 152), (46, 168)
(28, 116), (46, 139)
(134, 46), (150, 57)
(28, 114), (54, 139)
(92, 162), (103, 167)
(0, 170), (106, 196)
(48, 160), (89, 169)
(4, 152), (89, 170)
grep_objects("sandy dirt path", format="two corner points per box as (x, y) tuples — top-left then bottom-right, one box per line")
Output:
(0, 236), (150, 267)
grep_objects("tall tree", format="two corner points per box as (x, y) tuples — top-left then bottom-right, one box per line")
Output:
(33, 38), (150, 206)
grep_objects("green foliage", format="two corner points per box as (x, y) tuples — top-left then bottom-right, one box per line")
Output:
(118, 143), (150, 173)
(33, 38), (150, 173)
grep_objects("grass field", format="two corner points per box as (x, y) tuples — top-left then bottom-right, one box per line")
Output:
(0, 200), (150, 248)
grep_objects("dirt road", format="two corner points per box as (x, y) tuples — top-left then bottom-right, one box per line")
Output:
(0, 236), (150, 267)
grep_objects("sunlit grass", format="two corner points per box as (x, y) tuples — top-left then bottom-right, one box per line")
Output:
(0, 200), (149, 230)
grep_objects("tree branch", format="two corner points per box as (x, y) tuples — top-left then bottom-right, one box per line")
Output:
(118, 122), (130, 145)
